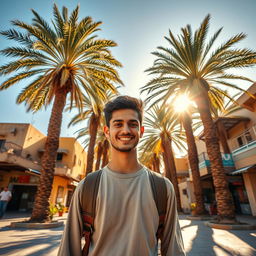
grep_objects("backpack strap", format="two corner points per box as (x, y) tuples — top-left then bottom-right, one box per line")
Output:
(81, 170), (102, 256)
(148, 171), (167, 240)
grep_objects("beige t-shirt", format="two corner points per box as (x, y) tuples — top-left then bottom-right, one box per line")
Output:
(58, 166), (186, 256)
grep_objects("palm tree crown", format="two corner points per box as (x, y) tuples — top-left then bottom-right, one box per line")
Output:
(141, 14), (255, 104)
(0, 4), (122, 111)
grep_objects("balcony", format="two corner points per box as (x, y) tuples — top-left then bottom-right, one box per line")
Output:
(0, 141), (22, 155)
(0, 141), (41, 170)
(230, 125), (256, 163)
(55, 162), (80, 181)
(198, 152), (235, 176)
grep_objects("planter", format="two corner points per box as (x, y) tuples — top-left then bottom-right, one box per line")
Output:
(191, 210), (196, 216)
(58, 212), (63, 217)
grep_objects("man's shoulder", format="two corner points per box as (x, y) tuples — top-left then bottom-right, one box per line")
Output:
(145, 169), (174, 196)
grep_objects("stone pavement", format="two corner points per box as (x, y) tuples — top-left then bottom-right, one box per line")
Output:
(0, 213), (255, 256)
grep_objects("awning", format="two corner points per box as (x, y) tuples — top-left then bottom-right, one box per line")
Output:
(25, 168), (41, 176)
(38, 148), (69, 154)
(230, 164), (256, 175)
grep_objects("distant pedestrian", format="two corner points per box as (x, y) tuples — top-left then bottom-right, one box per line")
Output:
(0, 186), (12, 218)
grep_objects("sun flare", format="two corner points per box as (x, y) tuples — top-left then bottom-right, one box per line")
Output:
(173, 94), (193, 112)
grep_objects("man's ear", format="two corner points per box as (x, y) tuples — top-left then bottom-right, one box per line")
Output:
(140, 126), (144, 138)
(103, 125), (110, 139)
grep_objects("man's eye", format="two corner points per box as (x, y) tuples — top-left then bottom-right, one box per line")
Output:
(114, 123), (122, 127)
(130, 123), (138, 127)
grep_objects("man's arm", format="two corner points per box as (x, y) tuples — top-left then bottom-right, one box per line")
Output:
(160, 179), (186, 256)
(57, 180), (84, 256)
(8, 191), (12, 202)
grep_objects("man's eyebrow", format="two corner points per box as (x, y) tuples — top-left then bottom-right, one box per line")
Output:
(112, 120), (123, 123)
(112, 119), (139, 123)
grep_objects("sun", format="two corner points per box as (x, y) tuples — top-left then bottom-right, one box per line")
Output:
(173, 94), (193, 112)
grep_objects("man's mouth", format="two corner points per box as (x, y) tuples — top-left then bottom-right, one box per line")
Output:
(118, 136), (134, 141)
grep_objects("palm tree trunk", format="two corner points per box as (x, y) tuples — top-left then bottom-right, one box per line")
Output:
(95, 141), (103, 171)
(153, 153), (160, 173)
(101, 139), (109, 168)
(182, 113), (206, 215)
(194, 91), (236, 222)
(86, 114), (100, 176)
(161, 134), (182, 212)
(216, 120), (231, 154)
(30, 89), (68, 222)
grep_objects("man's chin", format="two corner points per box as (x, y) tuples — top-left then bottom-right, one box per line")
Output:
(112, 144), (135, 152)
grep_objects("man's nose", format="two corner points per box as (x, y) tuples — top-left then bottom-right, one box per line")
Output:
(122, 124), (131, 133)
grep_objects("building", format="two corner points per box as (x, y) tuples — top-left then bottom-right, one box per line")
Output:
(184, 83), (256, 216)
(0, 123), (87, 212)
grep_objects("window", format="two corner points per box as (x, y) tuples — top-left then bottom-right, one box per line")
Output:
(56, 186), (64, 204)
(237, 136), (244, 147)
(182, 189), (187, 196)
(0, 139), (6, 149)
(245, 131), (253, 144)
(73, 155), (76, 166)
(56, 153), (63, 161)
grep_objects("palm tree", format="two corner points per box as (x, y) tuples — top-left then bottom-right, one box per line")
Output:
(141, 15), (256, 222)
(95, 141), (104, 170)
(68, 90), (116, 174)
(68, 91), (113, 175)
(140, 105), (187, 212)
(169, 92), (206, 215)
(101, 138), (110, 168)
(0, 5), (122, 222)
(139, 151), (161, 173)
(179, 109), (206, 215)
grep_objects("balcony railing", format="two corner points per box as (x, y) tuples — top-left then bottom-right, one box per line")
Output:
(198, 152), (235, 169)
(230, 125), (256, 155)
(0, 141), (22, 156)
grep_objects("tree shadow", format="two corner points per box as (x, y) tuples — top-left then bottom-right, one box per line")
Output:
(182, 219), (256, 256)
(0, 229), (63, 255)
(227, 230), (256, 255)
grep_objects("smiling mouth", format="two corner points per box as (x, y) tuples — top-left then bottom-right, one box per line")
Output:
(118, 137), (134, 141)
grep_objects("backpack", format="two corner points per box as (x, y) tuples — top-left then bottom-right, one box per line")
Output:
(81, 169), (167, 256)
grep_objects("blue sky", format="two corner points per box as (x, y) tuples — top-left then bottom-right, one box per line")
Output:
(1, 0), (256, 139)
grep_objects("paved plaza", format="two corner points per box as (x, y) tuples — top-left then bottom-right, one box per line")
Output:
(0, 213), (255, 256)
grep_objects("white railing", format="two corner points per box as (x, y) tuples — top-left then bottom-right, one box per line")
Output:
(230, 125), (256, 153)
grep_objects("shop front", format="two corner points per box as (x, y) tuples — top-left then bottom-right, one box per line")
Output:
(0, 170), (40, 212)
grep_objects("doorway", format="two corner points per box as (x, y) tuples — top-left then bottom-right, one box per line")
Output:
(7, 185), (38, 212)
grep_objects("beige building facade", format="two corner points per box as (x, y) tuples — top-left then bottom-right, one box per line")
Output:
(0, 123), (86, 212)
(186, 83), (256, 216)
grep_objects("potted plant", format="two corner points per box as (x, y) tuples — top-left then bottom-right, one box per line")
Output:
(190, 202), (197, 216)
(49, 204), (57, 220)
(56, 203), (65, 217)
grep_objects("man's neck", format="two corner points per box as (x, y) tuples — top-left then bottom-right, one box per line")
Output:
(107, 149), (142, 174)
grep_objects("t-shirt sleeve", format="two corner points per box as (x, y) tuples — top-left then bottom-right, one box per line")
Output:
(160, 178), (186, 256)
(57, 179), (85, 256)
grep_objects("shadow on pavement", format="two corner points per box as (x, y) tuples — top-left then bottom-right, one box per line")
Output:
(228, 230), (256, 255)
(0, 233), (62, 256)
(182, 217), (256, 256)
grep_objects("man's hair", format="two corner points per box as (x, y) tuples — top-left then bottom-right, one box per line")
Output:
(104, 95), (144, 127)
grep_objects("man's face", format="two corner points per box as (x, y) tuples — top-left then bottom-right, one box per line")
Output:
(4, 187), (8, 191)
(104, 109), (144, 153)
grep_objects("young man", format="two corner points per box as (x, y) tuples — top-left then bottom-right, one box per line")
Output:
(58, 96), (186, 256)
(0, 186), (12, 218)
